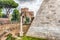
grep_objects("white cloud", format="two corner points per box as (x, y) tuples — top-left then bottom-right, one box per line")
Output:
(18, 0), (35, 2)
(15, 0), (43, 16)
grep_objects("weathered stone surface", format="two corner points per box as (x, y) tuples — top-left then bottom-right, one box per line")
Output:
(26, 0), (60, 39)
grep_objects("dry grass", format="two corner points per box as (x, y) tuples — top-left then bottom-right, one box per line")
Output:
(0, 23), (30, 40)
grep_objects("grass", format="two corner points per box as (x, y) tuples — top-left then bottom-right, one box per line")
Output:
(22, 36), (48, 40)
(6, 33), (48, 40)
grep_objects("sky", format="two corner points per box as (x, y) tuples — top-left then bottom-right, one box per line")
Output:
(15, 0), (43, 16)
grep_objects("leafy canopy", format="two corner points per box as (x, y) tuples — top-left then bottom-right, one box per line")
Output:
(0, 0), (18, 8)
(0, 8), (3, 17)
(11, 9), (20, 22)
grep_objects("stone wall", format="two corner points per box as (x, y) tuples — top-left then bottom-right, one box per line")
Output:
(26, 0), (60, 40)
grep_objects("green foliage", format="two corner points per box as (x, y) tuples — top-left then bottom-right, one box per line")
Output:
(25, 17), (30, 24)
(0, 8), (2, 18)
(2, 13), (7, 18)
(6, 34), (47, 40)
(0, 0), (18, 18)
(0, 0), (18, 8)
(11, 9), (20, 22)
(0, 8), (7, 18)
(22, 36), (47, 40)
(6, 33), (16, 40)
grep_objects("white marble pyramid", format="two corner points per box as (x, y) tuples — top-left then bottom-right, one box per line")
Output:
(26, 0), (60, 40)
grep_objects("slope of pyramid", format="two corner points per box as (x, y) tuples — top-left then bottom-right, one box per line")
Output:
(26, 0), (60, 39)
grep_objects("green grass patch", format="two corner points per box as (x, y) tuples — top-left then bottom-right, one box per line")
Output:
(6, 33), (48, 40)
(22, 36), (47, 40)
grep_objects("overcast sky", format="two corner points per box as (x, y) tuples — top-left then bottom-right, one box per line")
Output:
(14, 0), (43, 16)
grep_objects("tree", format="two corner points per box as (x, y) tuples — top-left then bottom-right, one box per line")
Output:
(11, 9), (20, 22)
(0, 8), (2, 18)
(2, 13), (7, 18)
(25, 17), (30, 24)
(0, 0), (18, 18)
(0, 8), (8, 18)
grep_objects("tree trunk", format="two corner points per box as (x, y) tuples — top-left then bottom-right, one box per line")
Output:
(6, 8), (11, 18)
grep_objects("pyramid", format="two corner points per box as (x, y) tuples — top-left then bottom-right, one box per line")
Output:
(26, 0), (60, 39)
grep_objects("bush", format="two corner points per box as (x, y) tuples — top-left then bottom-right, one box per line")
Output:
(6, 33), (16, 40)
(2, 14), (7, 18)
(11, 9), (20, 22)
(25, 17), (30, 24)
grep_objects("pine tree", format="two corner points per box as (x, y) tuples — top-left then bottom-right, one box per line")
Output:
(11, 9), (20, 22)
